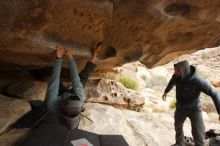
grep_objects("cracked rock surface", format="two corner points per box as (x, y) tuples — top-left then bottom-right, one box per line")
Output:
(0, 0), (220, 74)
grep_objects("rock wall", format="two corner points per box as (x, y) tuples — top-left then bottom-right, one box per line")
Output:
(0, 0), (220, 73)
(85, 79), (145, 110)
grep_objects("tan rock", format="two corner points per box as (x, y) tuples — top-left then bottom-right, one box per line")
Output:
(0, 70), (34, 93)
(5, 80), (47, 101)
(211, 81), (220, 88)
(80, 103), (220, 146)
(207, 112), (219, 123)
(0, 95), (31, 134)
(0, 129), (30, 146)
(85, 79), (145, 110)
(202, 99), (217, 113)
(0, 1), (220, 73)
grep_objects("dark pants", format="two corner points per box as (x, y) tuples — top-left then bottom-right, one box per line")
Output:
(174, 108), (205, 146)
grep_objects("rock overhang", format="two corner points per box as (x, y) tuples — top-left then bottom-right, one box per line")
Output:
(0, 0), (220, 74)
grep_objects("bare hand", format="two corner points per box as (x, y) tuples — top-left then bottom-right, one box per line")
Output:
(66, 48), (74, 60)
(56, 48), (65, 58)
(162, 92), (167, 101)
(219, 115), (220, 121)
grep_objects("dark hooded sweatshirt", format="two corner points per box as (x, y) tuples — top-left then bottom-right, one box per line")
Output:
(165, 61), (220, 114)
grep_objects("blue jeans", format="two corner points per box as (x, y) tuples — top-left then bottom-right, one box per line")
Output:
(44, 58), (84, 113)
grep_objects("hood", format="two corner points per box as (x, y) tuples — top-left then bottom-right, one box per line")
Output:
(174, 60), (198, 81)
(174, 60), (191, 80)
(187, 65), (197, 81)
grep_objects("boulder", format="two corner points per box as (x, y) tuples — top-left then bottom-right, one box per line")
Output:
(201, 99), (217, 113)
(0, 0), (220, 73)
(0, 70), (34, 94)
(85, 79), (145, 111)
(0, 95), (31, 134)
(5, 80), (47, 101)
(0, 129), (30, 146)
(211, 81), (220, 88)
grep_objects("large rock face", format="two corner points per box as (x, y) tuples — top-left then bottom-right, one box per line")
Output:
(85, 79), (145, 110)
(0, 95), (31, 134)
(80, 103), (219, 146)
(0, 0), (220, 72)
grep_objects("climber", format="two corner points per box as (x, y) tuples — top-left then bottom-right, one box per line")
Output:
(162, 60), (220, 146)
(45, 42), (102, 129)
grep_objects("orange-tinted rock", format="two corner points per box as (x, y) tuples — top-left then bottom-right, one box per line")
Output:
(0, 0), (220, 73)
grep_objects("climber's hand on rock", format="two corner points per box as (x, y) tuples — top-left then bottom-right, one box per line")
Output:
(56, 48), (65, 58)
(66, 48), (74, 60)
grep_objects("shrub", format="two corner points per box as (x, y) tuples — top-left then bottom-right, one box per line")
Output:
(152, 75), (167, 87)
(118, 76), (139, 90)
(169, 99), (176, 109)
(145, 75), (168, 90)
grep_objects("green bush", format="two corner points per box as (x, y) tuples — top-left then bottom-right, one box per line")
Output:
(169, 99), (176, 109)
(118, 76), (139, 90)
(145, 75), (168, 90)
(152, 75), (167, 87)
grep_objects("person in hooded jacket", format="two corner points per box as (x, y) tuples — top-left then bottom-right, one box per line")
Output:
(162, 60), (220, 146)
(45, 42), (102, 129)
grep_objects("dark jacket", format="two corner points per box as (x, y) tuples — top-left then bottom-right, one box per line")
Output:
(165, 62), (220, 114)
(79, 61), (96, 87)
